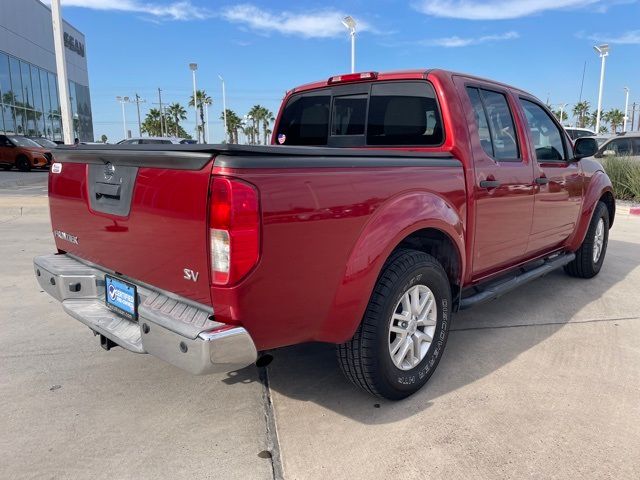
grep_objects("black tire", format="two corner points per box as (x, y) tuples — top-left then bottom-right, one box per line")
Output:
(16, 155), (31, 172)
(337, 249), (452, 400)
(564, 201), (609, 278)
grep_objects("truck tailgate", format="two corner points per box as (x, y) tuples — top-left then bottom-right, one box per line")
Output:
(48, 149), (214, 305)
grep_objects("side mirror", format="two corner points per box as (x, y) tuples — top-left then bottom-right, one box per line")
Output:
(573, 137), (598, 160)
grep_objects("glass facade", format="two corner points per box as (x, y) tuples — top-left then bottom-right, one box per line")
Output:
(0, 50), (93, 141)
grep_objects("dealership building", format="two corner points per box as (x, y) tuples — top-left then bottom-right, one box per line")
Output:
(0, 0), (93, 142)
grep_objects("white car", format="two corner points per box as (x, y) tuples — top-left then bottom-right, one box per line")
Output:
(565, 127), (596, 140)
(594, 134), (640, 161)
(117, 137), (197, 145)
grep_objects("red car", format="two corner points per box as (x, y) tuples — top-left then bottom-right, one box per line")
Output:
(34, 70), (613, 399)
(0, 135), (53, 171)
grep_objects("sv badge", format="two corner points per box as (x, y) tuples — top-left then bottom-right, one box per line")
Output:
(183, 268), (199, 282)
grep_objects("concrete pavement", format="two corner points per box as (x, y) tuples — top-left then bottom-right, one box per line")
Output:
(1, 184), (639, 479)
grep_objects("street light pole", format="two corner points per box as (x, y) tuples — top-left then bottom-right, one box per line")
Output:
(116, 96), (130, 139)
(189, 63), (199, 142)
(342, 16), (356, 73)
(134, 93), (145, 137)
(204, 103), (209, 144)
(559, 103), (568, 125)
(623, 87), (630, 133)
(50, 0), (73, 144)
(593, 44), (610, 134)
(157, 88), (165, 137)
(219, 75), (228, 143)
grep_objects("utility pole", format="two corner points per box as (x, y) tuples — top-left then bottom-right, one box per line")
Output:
(51, 0), (73, 144)
(631, 103), (637, 132)
(157, 88), (164, 137)
(134, 93), (146, 137)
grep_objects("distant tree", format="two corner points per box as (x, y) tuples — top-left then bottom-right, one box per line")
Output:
(247, 105), (266, 144)
(261, 107), (275, 145)
(552, 109), (569, 123)
(189, 90), (212, 143)
(220, 109), (243, 144)
(603, 109), (625, 134)
(572, 101), (591, 128)
(141, 108), (163, 136)
(100, 134), (107, 143)
(166, 102), (187, 137)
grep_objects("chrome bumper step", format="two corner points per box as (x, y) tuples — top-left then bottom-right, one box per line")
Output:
(34, 254), (257, 374)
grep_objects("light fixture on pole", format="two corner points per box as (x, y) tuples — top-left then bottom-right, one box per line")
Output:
(342, 16), (356, 73)
(50, 0), (73, 144)
(116, 96), (131, 140)
(593, 44), (609, 134)
(558, 103), (568, 125)
(189, 63), (199, 142)
(218, 75), (228, 143)
(623, 87), (630, 133)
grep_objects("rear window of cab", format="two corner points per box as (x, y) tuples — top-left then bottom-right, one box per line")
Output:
(276, 81), (444, 147)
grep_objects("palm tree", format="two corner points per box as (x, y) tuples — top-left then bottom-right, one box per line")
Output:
(572, 101), (591, 128)
(552, 109), (569, 124)
(248, 105), (265, 144)
(166, 103), (187, 137)
(221, 109), (244, 144)
(603, 109), (625, 134)
(261, 108), (275, 145)
(189, 90), (212, 142)
(141, 108), (163, 136)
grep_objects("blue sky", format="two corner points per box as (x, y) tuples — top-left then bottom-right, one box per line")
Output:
(53, 0), (640, 142)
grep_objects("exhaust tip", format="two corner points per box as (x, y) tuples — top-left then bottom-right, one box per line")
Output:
(256, 353), (273, 368)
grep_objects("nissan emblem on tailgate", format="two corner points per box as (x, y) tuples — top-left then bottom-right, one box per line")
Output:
(104, 162), (115, 180)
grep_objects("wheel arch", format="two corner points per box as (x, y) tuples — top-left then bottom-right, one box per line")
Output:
(317, 190), (466, 344)
(568, 171), (615, 252)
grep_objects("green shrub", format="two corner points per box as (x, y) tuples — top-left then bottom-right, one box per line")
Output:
(601, 156), (640, 201)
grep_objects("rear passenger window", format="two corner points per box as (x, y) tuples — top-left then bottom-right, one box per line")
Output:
(466, 88), (494, 157)
(520, 99), (567, 161)
(466, 87), (519, 160)
(606, 139), (632, 156)
(332, 95), (366, 136)
(277, 94), (331, 145)
(367, 82), (443, 146)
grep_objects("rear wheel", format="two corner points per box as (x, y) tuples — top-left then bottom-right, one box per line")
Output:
(564, 201), (609, 278)
(16, 155), (31, 172)
(337, 249), (452, 400)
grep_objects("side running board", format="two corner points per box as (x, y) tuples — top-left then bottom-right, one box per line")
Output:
(458, 252), (576, 311)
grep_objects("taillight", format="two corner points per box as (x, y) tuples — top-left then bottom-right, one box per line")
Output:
(209, 177), (260, 286)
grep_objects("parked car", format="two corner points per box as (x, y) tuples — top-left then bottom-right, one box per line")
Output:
(594, 133), (640, 161)
(565, 127), (596, 140)
(35, 69), (613, 399)
(0, 134), (53, 171)
(117, 136), (196, 145)
(590, 135), (613, 147)
(26, 137), (59, 149)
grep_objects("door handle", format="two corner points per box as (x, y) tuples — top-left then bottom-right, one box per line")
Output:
(479, 180), (501, 189)
(535, 177), (550, 185)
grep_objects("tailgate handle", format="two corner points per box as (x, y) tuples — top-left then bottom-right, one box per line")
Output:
(95, 182), (121, 199)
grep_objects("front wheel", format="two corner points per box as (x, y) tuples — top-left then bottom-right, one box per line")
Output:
(16, 156), (31, 172)
(565, 201), (610, 278)
(337, 249), (452, 400)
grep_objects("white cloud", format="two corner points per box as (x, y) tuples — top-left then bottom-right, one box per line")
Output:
(413, 0), (605, 20)
(587, 30), (640, 44)
(421, 31), (519, 47)
(222, 4), (373, 38)
(44, 0), (214, 21)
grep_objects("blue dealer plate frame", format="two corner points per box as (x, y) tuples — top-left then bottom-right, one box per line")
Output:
(105, 275), (138, 321)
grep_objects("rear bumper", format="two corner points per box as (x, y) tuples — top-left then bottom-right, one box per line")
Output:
(33, 254), (257, 374)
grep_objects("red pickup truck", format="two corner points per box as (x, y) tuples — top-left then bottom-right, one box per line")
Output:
(35, 70), (614, 399)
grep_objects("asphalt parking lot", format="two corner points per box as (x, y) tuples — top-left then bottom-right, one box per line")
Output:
(2, 172), (639, 480)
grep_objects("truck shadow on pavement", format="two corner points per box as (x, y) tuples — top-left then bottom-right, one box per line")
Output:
(228, 238), (639, 423)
